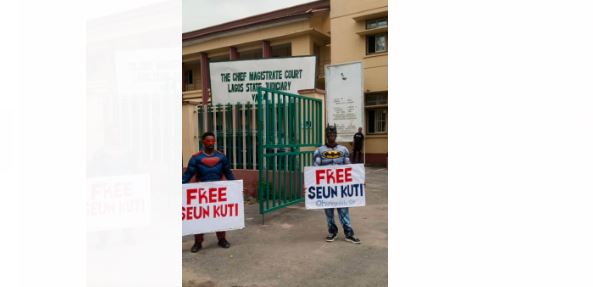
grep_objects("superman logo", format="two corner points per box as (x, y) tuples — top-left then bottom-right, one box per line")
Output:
(322, 150), (343, 159)
(200, 157), (221, 167)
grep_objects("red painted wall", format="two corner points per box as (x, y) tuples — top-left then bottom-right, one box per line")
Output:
(365, 153), (388, 167)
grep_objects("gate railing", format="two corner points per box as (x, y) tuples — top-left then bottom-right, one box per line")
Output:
(196, 102), (258, 170)
(257, 87), (323, 215)
(194, 87), (323, 217)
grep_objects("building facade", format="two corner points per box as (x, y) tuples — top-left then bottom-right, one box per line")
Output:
(182, 0), (387, 166)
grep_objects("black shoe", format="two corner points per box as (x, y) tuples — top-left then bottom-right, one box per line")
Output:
(218, 239), (231, 248)
(325, 233), (338, 242)
(191, 243), (202, 253)
(345, 235), (361, 244)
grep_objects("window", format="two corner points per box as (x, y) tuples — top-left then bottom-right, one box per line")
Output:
(367, 109), (387, 134)
(209, 55), (229, 62)
(365, 92), (388, 134)
(367, 33), (387, 54)
(238, 49), (262, 60)
(366, 17), (387, 29)
(365, 93), (388, 106)
(183, 63), (201, 92)
(187, 70), (193, 84)
(183, 69), (196, 92)
(271, 44), (291, 58)
(365, 17), (388, 55)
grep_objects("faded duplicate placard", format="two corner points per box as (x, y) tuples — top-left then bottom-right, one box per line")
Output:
(304, 164), (366, 209)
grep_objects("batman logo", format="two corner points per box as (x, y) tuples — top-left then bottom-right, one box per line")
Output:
(322, 150), (343, 159)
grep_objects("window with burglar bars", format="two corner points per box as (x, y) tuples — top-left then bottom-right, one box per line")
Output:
(365, 17), (388, 55)
(365, 92), (388, 134)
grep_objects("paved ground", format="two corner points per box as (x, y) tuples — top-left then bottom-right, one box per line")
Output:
(182, 167), (388, 287)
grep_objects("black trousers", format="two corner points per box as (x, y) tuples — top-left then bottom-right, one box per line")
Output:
(352, 149), (363, 163)
(194, 232), (225, 243)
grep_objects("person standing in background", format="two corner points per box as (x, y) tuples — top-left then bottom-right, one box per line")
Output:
(352, 127), (364, 164)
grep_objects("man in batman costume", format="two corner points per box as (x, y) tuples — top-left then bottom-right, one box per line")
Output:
(312, 124), (361, 244)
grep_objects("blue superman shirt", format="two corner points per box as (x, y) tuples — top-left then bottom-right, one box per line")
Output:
(182, 150), (236, 183)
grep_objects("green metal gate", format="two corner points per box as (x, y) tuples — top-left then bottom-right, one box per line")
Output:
(257, 87), (323, 217)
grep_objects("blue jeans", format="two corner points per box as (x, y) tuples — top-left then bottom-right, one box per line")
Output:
(325, 208), (354, 237)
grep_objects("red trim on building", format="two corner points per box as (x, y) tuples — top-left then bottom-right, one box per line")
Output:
(262, 40), (272, 58)
(364, 153), (388, 167)
(298, 88), (326, 95)
(229, 47), (239, 60)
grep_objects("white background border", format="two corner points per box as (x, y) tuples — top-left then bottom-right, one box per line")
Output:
(391, 0), (593, 286)
(2, 0), (593, 286)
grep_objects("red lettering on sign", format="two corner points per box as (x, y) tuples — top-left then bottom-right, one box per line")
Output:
(187, 187), (231, 204)
(187, 189), (198, 205)
(214, 205), (221, 218)
(315, 169), (325, 185)
(207, 187), (216, 203)
(182, 206), (211, 221)
(186, 206), (193, 220)
(315, 167), (354, 184)
(196, 188), (205, 203)
(344, 167), (352, 182)
(219, 187), (227, 202)
(211, 203), (240, 218)
(326, 169), (335, 183)
(336, 168), (344, 183)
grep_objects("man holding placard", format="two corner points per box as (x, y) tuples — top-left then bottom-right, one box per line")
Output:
(182, 132), (236, 253)
(307, 124), (362, 244)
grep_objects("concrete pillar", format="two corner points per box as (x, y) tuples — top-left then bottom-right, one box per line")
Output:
(200, 52), (210, 104)
(229, 47), (239, 60)
(182, 63), (187, 92)
(291, 34), (314, 56)
(262, 40), (272, 58)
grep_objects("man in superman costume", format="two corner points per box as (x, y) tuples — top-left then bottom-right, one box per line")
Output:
(183, 131), (236, 253)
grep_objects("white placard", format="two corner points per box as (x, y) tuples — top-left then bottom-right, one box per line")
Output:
(325, 62), (364, 142)
(87, 174), (151, 232)
(304, 164), (366, 209)
(182, 180), (244, 235)
(209, 56), (316, 104)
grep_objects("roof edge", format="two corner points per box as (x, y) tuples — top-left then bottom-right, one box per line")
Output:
(183, 0), (329, 42)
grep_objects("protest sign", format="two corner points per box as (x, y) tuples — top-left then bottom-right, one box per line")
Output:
(304, 164), (365, 209)
(182, 180), (244, 236)
(87, 174), (151, 232)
